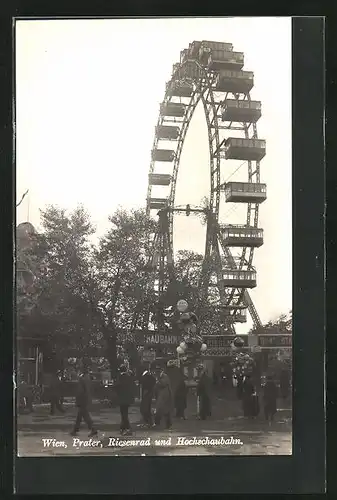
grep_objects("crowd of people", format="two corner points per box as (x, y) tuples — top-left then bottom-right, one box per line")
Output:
(19, 361), (291, 436)
(70, 363), (290, 436)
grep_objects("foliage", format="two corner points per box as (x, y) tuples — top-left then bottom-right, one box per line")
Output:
(17, 205), (159, 375)
(92, 207), (156, 330)
(249, 311), (292, 371)
(17, 206), (102, 360)
(250, 311), (292, 335)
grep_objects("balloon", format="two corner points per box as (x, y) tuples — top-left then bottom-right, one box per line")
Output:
(233, 336), (245, 348)
(177, 299), (188, 312)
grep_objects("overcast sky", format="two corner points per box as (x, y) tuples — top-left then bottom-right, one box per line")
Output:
(15, 17), (292, 331)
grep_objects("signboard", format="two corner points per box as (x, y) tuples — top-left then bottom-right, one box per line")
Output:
(248, 335), (258, 347)
(203, 334), (291, 350)
(117, 330), (292, 351)
(116, 330), (181, 348)
(143, 332), (180, 347)
(203, 335), (248, 348)
(258, 335), (292, 348)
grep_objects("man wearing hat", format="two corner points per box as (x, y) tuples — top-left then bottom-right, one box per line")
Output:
(115, 364), (135, 435)
(140, 364), (156, 427)
(70, 364), (97, 437)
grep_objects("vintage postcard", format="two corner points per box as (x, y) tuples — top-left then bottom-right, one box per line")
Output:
(15, 17), (292, 458)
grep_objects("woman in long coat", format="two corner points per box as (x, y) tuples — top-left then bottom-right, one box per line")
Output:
(197, 370), (212, 420)
(154, 369), (173, 429)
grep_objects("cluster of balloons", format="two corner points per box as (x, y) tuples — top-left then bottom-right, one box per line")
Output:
(176, 300), (207, 356)
(231, 351), (255, 376)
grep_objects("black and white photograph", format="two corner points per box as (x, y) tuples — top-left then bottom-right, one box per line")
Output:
(16, 17), (292, 457)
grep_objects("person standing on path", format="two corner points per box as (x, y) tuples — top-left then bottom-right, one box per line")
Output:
(70, 367), (97, 437)
(279, 369), (290, 400)
(242, 374), (259, 419)
(197, 368), (212, 420)
(263, 375), (278, 426)
(115, 364), (135, 435)
(175, 377), (188, 419)
(49, 372), (65, 415)
(140, 366), (156, 427)
(154, 367), (173, 430)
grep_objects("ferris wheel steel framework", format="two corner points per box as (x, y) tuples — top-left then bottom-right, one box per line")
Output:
(145, 42), (265, 335)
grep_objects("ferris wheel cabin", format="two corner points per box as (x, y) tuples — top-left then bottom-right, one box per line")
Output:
(179, 61), (202, 80)
(221, 100), (262, 123)
(217, 70), (254, 94)
(222, 270), (257, 288)
(187, 41), (202, 59)
(224, 137), (266, 161)
(220, 225), (264, 247)
(155, 125), (180, 140)
(148, 174), (171, 186)
(232, 309), (247, 323)
(200, 41), (233, 51)
(148, 198), (168, 210)
(160, 103), (186, 118)
(207, 50), (244, 71)
(152, 149), (176, 162)
(180, 48), (190, 63)
(221, 308), (247, 323)
(223, 182), (267, 203)
(166, 82), (193, 98)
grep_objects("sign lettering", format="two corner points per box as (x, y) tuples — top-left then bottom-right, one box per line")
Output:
(258, 335), (292, 347)
(144, 333), (180, 346)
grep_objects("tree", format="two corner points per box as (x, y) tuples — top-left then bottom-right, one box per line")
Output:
(17, 205), (102, 371)
(89, 208), (157, 375)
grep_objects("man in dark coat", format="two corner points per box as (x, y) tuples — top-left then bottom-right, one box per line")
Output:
(279, 369), (290, 399)
(197, 369), (212, 420)
(242, 374), (259, 418)
(115, 365), (135, 435)
(263, 375), (278, 425)
(140, 366), (156, 427)
(70, 367), (97, 437)
(49, 372), (65, 415)
(175, 377), (188, 419)
(236, 374), (244, 400)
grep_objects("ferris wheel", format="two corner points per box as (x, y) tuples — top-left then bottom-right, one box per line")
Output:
(144, 40), (266, 338)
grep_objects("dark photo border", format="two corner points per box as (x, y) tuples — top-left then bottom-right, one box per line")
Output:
(1, 14), (326, 495)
